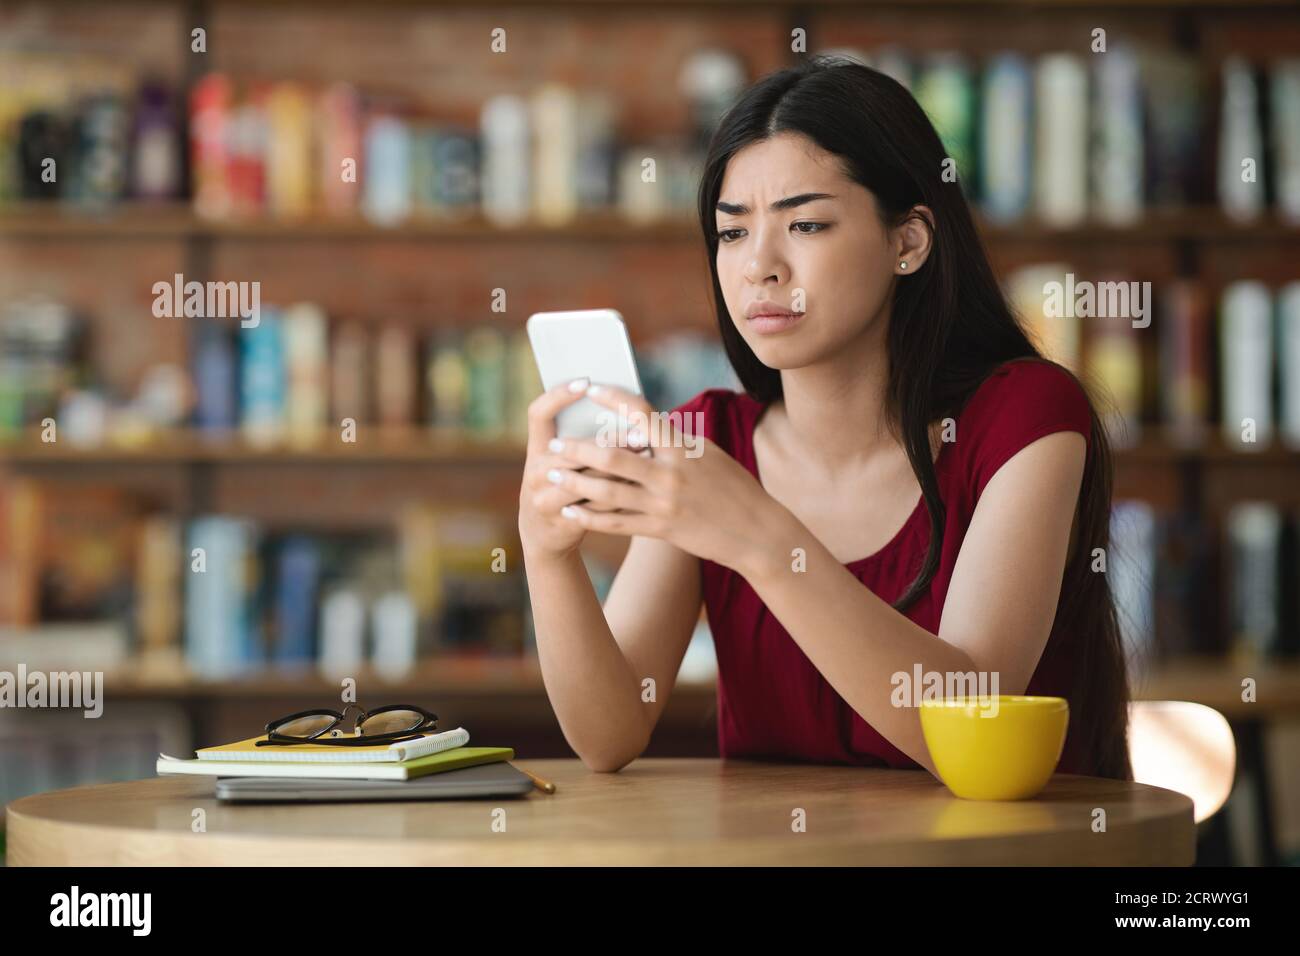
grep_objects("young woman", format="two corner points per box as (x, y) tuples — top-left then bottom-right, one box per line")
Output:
(518, 56), (1131, 782)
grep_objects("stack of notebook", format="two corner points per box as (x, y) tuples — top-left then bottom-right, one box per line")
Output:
(156, 728), (530, 801)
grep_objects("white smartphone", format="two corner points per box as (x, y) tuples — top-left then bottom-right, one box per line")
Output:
(526, 308), (645, 440)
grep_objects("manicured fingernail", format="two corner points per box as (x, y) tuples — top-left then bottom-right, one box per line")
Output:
(568, 377), (589, 393)
(546, 468), (564, 484)
(585, 384), (603, 396)
(548, 437), (565, 453)
(561, 505), (578, 518)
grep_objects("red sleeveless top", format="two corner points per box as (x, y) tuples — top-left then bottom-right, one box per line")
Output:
(668, 359), (1094, 774)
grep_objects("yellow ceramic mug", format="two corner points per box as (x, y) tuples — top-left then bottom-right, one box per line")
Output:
(919, 696), (1069, 800)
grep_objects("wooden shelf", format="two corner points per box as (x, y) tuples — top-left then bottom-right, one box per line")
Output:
(981, 210), (1300, 245)
(0, 429), (526, 464)
(0, 204), (700, 242)
(1114, 430), (1300, 464)
(3, 203), (1299, 244)
(0, 203), (197, 239)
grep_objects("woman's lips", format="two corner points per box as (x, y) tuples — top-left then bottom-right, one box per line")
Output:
(747, 310), (805, 334)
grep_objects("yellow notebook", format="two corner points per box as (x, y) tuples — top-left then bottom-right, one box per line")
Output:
(196, 727), (469, 763)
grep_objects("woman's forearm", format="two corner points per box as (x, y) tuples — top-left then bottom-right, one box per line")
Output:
(522, 546), (650, 770)
(737, 507), (976, 778)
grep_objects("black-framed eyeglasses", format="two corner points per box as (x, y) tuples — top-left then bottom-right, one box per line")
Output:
(255, 703), (438, 747)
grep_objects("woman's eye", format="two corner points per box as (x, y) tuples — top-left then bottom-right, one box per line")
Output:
(717, 222), (827, 242)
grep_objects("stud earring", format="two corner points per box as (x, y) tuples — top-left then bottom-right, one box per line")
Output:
(899, 260), (909, 270)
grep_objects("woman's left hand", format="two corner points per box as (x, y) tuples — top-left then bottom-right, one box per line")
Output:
(543, 384), (784, 576)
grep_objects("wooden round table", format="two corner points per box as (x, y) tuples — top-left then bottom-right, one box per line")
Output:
(5, 758), (1195, 865)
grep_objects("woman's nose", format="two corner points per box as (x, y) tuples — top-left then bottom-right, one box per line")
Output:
(743, 238), (787, 285)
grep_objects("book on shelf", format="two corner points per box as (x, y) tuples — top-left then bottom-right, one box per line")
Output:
(1281, 282), (1300, 448)
(363, 114), (412, 226)
(1159, 280), (1210, 448)
(1227, 502), (1283, 660)
(271, 534), (320, 668)
(283, 302), (329, 443)
(1034, 54), (1088, 228)
(979, 53), (1031, 223)
(193, 318), (237, 432)
(1085, 279), (1142, 449)
(137, 514), (183, 663)
(1220, 281), (1274, 449)
(184, 515), (259, 678)
(914, 52), (975, 201)
(1219, 57), (1266, 224)
(240, 306), (286, 446)
(1110, 500), (1157, 677)
(1092, 45), (1143, 227)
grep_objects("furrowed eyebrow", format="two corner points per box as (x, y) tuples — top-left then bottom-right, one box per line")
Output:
(715, 192), (836, 216)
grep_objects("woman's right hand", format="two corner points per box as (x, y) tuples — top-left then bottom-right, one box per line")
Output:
(518, 377), (598, 561)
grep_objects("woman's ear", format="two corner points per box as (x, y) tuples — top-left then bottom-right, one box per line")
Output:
(893, 205), (935, 275)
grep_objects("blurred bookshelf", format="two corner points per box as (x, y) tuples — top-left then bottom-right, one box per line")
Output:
(2, 0), (1300, 841)
(5, 204), (1300, 243)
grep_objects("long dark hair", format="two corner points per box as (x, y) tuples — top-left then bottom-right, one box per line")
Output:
(696, 55), (1131, 781)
